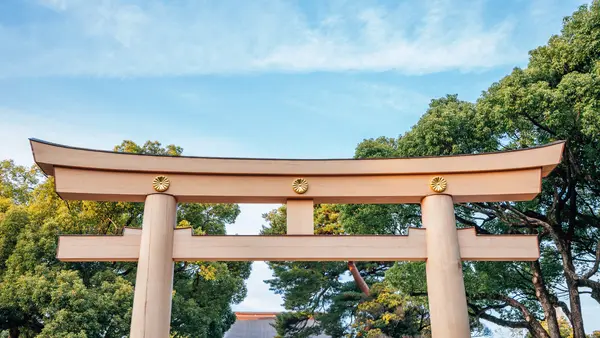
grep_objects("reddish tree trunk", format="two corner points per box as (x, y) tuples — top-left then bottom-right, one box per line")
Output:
(348, 261), (369, 296)
(531, 261), (561, 338)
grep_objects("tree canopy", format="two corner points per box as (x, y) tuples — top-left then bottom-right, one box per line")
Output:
(0, 141), (251, 338)
(264, 2), (600, 338)
(2, 2), (600, 338)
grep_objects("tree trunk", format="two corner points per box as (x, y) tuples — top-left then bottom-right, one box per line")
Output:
(531, 261), (561, 338)
(567, 276), (586, 338)
(496, 295), (551, 338)
(9, 327), (19, 338)
(529, 325), (552, 338)
(564, 157), (586, 338)
(348, 261), (370, 296)
(557, 241), (587, 338)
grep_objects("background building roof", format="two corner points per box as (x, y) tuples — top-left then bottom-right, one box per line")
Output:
(224, 312), (330, 338)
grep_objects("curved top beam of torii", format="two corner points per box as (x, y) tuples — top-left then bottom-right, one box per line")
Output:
(30, 138), (565, 204)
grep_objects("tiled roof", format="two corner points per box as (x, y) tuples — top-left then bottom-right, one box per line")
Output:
(224, 312), (330, 338)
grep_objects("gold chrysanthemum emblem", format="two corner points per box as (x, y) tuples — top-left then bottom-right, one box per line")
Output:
(152, 175), (170, 192)
(429, 176), (447, 193)
(292, 178), (309, 194)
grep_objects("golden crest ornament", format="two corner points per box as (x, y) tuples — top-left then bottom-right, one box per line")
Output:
(292, 178), (309, 194)
(153, 175), (171, 192)
(429, 176), (447, 193)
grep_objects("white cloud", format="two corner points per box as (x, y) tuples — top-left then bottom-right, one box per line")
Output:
(1, 0), (524, 77)
(0, 108), (124, 165)
(0, 107), (251, 165)
(283, 80), (430, 128)
(256, 0), (516, 74)
(40, 0), (68, 11)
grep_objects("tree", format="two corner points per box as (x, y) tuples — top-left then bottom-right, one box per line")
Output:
(262, 205), (430, 337)
(265, 2), (600, 337)
(467, 3), (600, 336)
(0, 141), (251, 337)
(367, 2), (600, 336)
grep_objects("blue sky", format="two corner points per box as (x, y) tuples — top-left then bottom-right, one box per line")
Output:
(1, 0), (598, 335)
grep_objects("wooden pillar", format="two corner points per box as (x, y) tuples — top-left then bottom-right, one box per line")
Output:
(421, 194), (470, 338)
(130, 194), (177, 338)
(286, 199), (314, 235)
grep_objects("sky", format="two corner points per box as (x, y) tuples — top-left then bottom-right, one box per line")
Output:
(0, 0), (598, 336)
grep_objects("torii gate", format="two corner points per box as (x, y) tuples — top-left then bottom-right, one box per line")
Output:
(29, 139), (564, 338)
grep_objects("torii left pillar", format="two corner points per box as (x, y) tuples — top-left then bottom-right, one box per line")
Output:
(130, 194), (177, 338)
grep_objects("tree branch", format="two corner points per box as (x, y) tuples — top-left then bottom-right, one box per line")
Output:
(581, 240), (600, 280)
(471, 294), (551, 338)
(577, 279), (600, 303)
(469, 304), (529, 329)
(520, 112), (557, 136)
(455, 214), (492, 234)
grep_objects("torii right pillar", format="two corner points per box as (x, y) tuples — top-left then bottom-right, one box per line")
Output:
(422, 193), (471, 337)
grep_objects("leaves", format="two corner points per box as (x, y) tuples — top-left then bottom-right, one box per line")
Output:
(0, 140), (250, 337)
(266, 2), (600, 337)
(262, 205), (426, 337)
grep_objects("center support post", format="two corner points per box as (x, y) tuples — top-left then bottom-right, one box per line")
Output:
(130, 194), (177, 338)
(421, 194), (471, 337)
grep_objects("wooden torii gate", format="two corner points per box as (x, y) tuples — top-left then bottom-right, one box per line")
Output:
(30, 139), (564, 338)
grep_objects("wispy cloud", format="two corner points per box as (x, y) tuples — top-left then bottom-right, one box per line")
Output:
(0, 106), (252, 164)
(284, 80), (430, 126)
(1, 0), (523, 77)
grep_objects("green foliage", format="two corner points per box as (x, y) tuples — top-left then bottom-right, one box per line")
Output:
(396, 95), (498, 157)
(352, 283), (429, 338)
(274, 312), (323, 338)
(524, 317), (600, 338)
(262, 205), (427, 337)
(266, 2), (600, 337)
(354, 137), (400, 159)
(113, 140), (183, 156)
(0, 141), (250, 337)
(0, 160), (40, 205)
